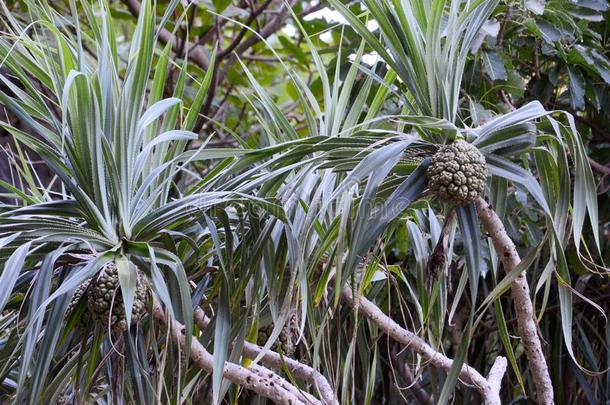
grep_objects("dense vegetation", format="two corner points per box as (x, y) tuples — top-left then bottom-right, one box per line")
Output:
(0, 0), (608, 404)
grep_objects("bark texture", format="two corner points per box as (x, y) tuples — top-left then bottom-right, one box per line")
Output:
(341, 286), (506, 404)
(152, 301), (319, 405)
(475, 197), (553, 405)
(193, 307), (338, 405)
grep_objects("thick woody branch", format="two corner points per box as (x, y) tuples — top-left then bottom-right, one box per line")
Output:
(474, 197), (553, 405)
(152, 301), (319, 405)
(486, 356), (507, 400)
(193, 308), (338, 405)
(340, 286), (506, 405)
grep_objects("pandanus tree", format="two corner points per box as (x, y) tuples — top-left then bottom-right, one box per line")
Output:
(311, 0), (600, 403)
(0, 1), (301, 403)
(238, 0), (602, 403)
(0, 0), (606, 404)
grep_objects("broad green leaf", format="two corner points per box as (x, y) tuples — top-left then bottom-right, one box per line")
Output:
(567, 67), (585, 110)
(482, 50), (507, 81)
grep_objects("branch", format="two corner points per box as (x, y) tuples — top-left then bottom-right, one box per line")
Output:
(391, 344), (435, 405)
(218, 0), (274, 59)
(122, 0), (210, 70)
(486, 356), (507, 401)
(474, 197), (553, 405)
(496, 5), (512, 48)
(299, 1), (326, 18)
(193, 308), (338, 405)
(152, 301), (319, 405)
(588, 157), (610, 176)
(340, 286), (506, 405)
(230, 0), (299, 60)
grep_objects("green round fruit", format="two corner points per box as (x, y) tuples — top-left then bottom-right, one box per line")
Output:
(427, 140), (487, 205)
(86, 262), (148, 332)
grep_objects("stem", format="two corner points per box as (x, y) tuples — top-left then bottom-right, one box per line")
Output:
(193, 308), (338, 405)
(230, 0), (299, 60)
(474, 197), (553, 405)
(152, 301), (319, 405)
(588, 157), (610, 176)
(340, 286), (506, 404)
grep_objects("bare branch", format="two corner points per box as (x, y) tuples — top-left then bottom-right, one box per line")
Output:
(588, 157), (610, 176)
(152, 301), (319, 405)
(496, 5), (512, 48)
(299, 1), (325, 18)
(474, 197), (553, 405)
(486, 356), (508, 402)
(193, 308), (338, 405)
(340, 285), (506, 404)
